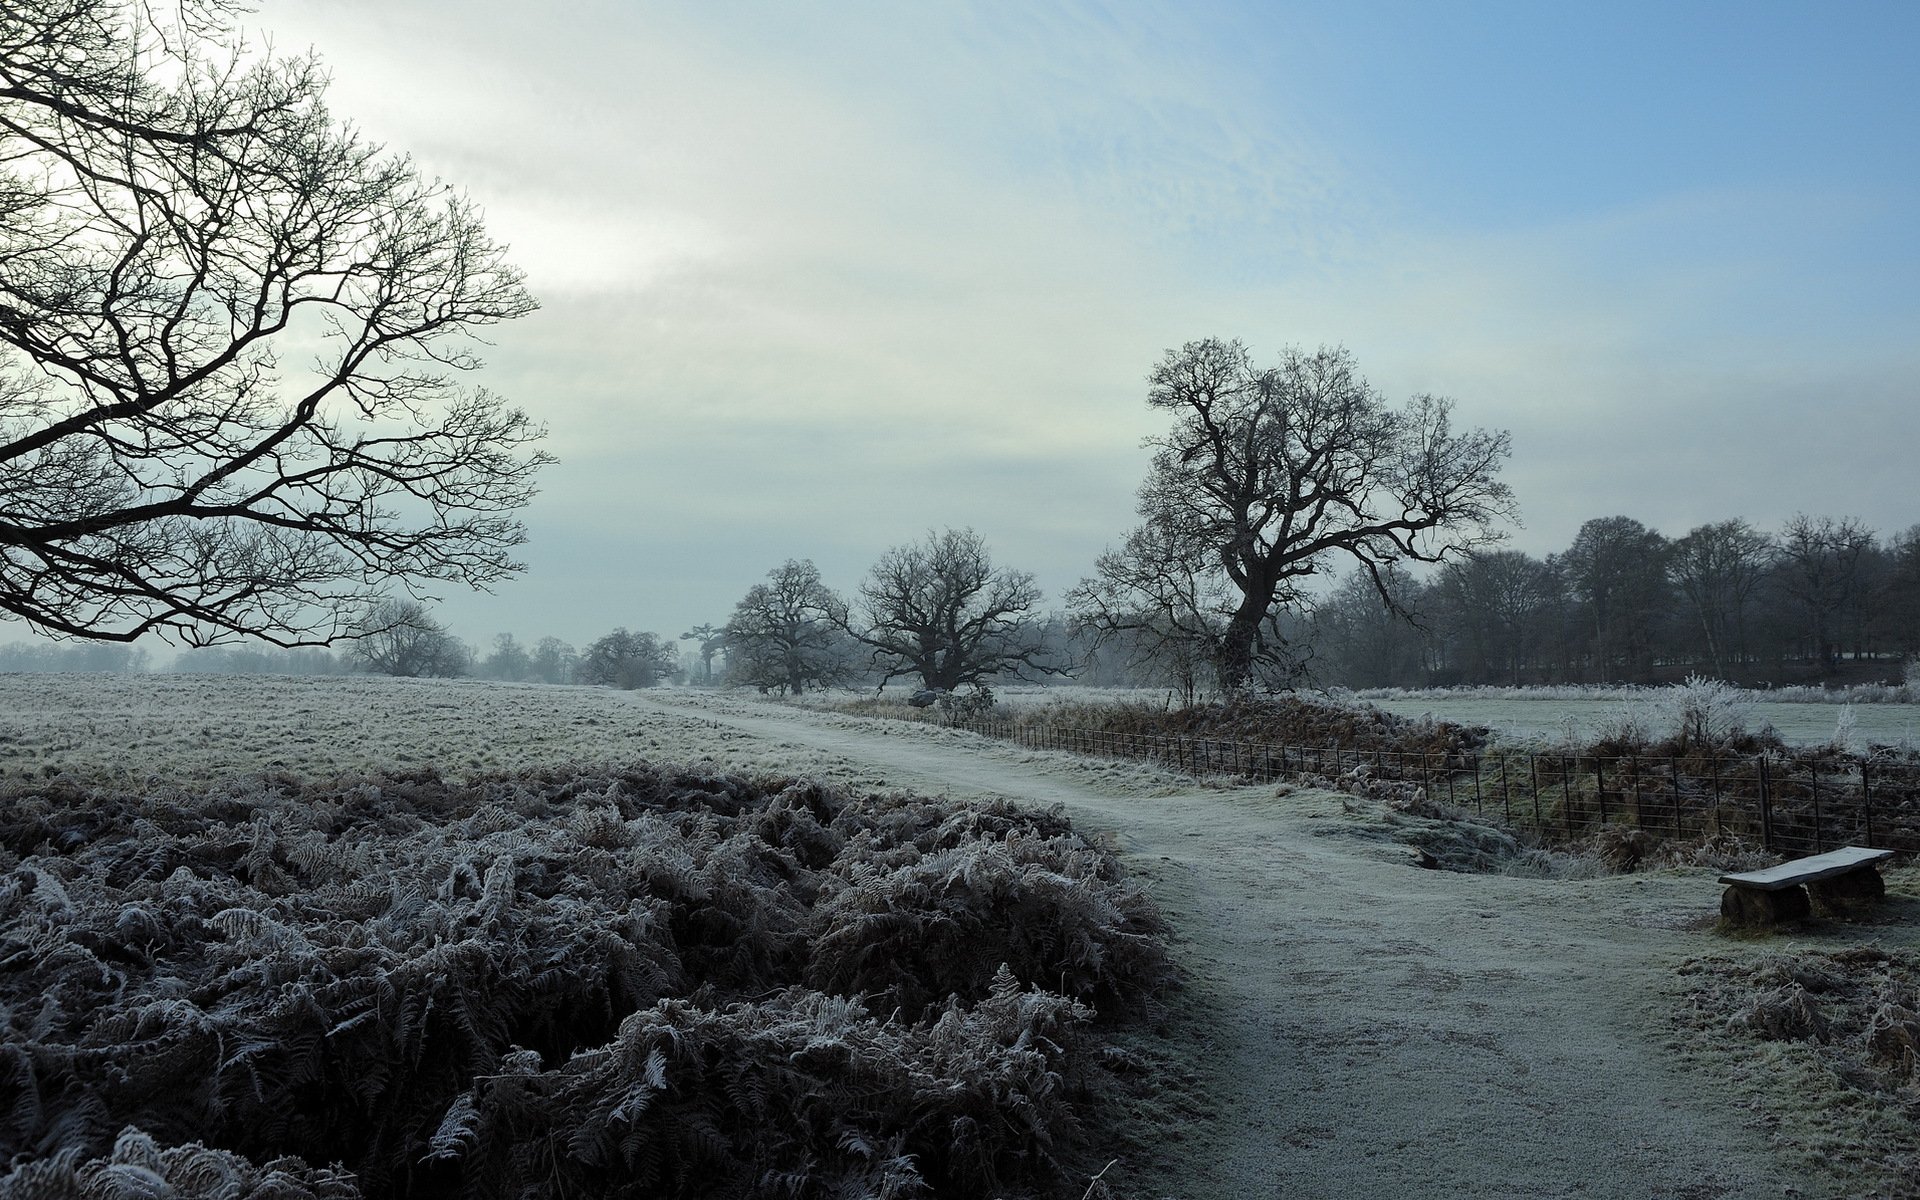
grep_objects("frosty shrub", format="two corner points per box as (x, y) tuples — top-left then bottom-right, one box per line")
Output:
(1657, 675), (1756, 751)
(0, 764), (1170, 1198)
(1832, 703), (1861, 754)
(937, 683), (999, 723)
(1587, 702), (1653, 753)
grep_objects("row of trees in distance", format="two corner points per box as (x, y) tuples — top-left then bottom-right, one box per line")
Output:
(1314, 514), (1920, 688)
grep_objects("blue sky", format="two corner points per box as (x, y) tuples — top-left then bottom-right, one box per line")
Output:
(98, 2), (1920, 649)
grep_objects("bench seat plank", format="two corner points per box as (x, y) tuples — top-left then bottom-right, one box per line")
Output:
(1719, 845), (1894, 890)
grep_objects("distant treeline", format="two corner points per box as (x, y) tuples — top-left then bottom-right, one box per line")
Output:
(8, 512), (1914, 696)
(1309, 514), (1920, 689)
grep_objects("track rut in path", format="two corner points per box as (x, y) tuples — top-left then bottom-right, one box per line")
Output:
(637, 694), (1813, 1200)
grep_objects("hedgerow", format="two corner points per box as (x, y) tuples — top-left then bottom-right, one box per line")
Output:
(0, 764), (1170, 1198)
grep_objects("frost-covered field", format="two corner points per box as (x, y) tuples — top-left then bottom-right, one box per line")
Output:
(0, 673), (1174, 1197)
(794, 680), (1920, 749)
(0, 674), (815, 783)
(1354, 694), (1920, 748)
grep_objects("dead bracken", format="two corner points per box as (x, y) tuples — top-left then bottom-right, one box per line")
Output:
(0, 763), (1172, 1198)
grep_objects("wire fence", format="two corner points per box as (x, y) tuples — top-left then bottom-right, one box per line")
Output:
(951, 719), (1920, 857)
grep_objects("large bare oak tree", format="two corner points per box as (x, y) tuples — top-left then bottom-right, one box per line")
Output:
(0, 0), (551, 645)
(1072, 339), (1514, 693)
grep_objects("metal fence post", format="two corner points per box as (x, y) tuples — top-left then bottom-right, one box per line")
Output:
(1530, 755), (1543, 829)
(1809, 759), (1823, 854)
(1560, 756), (1573, 839)
(1862, 759), (1875, 848)
(1596, 757), (1609, 826)
(1757, 756), (1774, 853)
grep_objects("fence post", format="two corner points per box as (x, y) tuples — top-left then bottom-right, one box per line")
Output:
(1668, 756), (1681, 838)
(1471, 755), (1483, 815)
(1709, 755), (1723, 837)
(1499, 756), (1512, 823)
(1862, 759), (1875, 848)
(1560, 756), (1574, 839)
(1809, 759), (1823, 854)
(1630, 759), (1644, 828)
(1596, 758), (1609, 826)
(1757, 756), (1774, 853)
(1529, 755), (1543, 830)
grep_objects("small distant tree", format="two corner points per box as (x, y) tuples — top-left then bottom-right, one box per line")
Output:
(680, 623), (727, 685)
(1309, 564), (1431, 688)
(839, 529), (1066, 691)
(724, 560), (851, 695)
(1561, 516), (1671, 680)
(1671, 519), (1773, 677)
(1430, 550), (1560, 685)
(528, 636), (578, 685)
(1773, 514), (1876, 669)
(576, 628), (677, 689)
(348, 599), (467, 678)
(482, 633), (533, 682)
(1069, 520), (1234, 699)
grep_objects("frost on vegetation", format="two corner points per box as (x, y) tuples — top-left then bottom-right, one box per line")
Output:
(1353, 680), (1920, 705)
(0, 764), (1171, 1198)
(1657, 675), (1756, 751)
(1679, 947), (1920, 1189)
(1832, 703), (1861, 755)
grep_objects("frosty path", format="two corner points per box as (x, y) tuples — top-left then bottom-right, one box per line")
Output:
(638, 693), (1809, 1200)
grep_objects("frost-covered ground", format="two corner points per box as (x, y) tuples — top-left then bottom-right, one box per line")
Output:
(798, 680), (1920, 749)
(7, 673), (1918, 1196)
(0, 674), (827, 784)
(1356, 694), (1920, 748)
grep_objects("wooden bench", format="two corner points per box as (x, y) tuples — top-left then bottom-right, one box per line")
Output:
(1719, 845), (1895, 926)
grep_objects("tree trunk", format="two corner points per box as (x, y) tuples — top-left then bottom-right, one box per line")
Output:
(1218, 606), (1265, 694)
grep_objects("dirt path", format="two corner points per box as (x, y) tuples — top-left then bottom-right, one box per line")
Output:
(637, 692), (1815, 1200)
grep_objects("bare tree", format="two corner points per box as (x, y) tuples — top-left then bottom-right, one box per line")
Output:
(1430, 550), (1560, 685)
(1773, 515), (1876, 670)
(527, 636), (577, 685)
(840, 529), (1064, 691)
(0, 0), (551, 646)
(576, 628), (678, 690)
(1074, 340), (1513, 693)
(724, 560), (850, 695)
(679, 622), (727, 685)
(1068, 520), (1233, 699)
(1560, 516), (1670, 680)
(1670, 519), (1772, 677)
(1881, 525), (1920, 663)
(1308, 563), (1431, 688)
(347, 599), (466, 678)
(481, 632), (532, 682)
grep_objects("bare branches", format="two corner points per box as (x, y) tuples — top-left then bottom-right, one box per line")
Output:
(840, 528), (1066, 691)
(0, 0), (550, 645)
(1076, 339), (1515, 693)
(725, 559), (851, 695)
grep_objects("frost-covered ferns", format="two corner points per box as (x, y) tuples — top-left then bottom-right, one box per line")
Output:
(0, 765), (1170, 1198)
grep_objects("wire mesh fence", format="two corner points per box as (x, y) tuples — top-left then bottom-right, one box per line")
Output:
(952, 719), (1920, 855)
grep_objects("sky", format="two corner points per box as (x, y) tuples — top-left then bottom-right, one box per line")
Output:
(58, 0), (1920, 653)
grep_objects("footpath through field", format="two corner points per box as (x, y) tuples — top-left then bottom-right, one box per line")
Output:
(637, 693), (1812, 1200)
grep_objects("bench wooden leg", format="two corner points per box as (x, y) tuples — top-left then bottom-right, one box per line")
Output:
(1808, 865), (1885, 915)
(1721, 884), (1810, 928)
